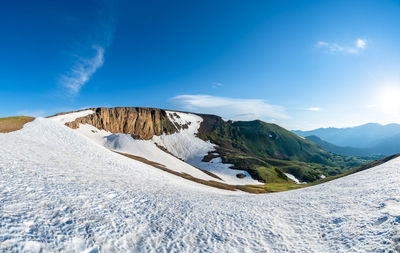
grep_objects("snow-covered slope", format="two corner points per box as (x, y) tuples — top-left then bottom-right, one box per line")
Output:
(50, 110), (95, 125)
(103, 133), (218, 181)
(152, 111), (213, 161)
(50, 110), (220, 182)
(153, 111), (262, 185)
(187, 156), (261, 185)
(50, 110), (260, 185)
(1, 117), (400, 252)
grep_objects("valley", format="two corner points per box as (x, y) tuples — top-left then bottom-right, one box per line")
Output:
(50, 107), (374, 192)
(0, 112), (399, 251)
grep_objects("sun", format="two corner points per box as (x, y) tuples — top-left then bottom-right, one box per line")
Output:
(378, 85), (400, 115)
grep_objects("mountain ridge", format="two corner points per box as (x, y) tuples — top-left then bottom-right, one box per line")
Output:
(61, 107), (368, 184)
(294, 123), (400, 156)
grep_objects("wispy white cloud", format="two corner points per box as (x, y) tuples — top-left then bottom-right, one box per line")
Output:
(317, 41), (343, 53)
(170, 95), (289, 121)
(59, 1), (116, 95)
(366, 104), (377, 108)
(356, 38), (367, 49)
(61, 46), (105, 95)
(305, 107), (321, 111)
(212, 82), (224, 89)
(317, 38), (367, 54)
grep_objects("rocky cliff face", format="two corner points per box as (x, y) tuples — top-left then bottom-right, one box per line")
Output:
(65, 107), (178, 140)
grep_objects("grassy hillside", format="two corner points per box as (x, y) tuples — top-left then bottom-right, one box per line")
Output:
(0, 116), (34, 133)
(198, 115), (370, 184)
(209, 120), (333, 163)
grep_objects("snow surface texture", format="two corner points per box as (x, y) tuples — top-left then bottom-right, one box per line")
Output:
(50, 110), (95, 125)
(1, 118), (400, 252)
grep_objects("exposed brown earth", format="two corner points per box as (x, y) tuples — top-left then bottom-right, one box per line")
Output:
(0, 116), (34, 133)
(65, 107), (179, 140)
(236, 173), (246, 178)
(201, 151), (220, 162)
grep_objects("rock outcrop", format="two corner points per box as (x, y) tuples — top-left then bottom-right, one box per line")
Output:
(65, 107), (178, 140)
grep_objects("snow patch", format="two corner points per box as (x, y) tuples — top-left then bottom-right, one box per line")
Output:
(295, 134), (306, 140)
(152, 111), (214, 161)
(50, 110), (94, 124)
(186, 156), (263, 185)
(158, 111), (262, 185)
(284, 173), (306, 184)
(104, 133), (218, 181)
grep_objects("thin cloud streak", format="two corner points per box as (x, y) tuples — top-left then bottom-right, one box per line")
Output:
(170, 95), (289, 121)
(59, 0), (116, 95)
(61, 46), (104, 95)
(317, 38), (367, 54)
(212, 82), (224, 89)
(306, 107), (321, 111)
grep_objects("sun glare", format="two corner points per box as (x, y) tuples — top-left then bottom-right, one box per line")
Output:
(378, 85), (400, 114)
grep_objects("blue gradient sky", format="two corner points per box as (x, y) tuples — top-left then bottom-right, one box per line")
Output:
(1, 0), (400, 130)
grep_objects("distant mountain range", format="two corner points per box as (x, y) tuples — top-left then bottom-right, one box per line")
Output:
(293, 123), (400, 156)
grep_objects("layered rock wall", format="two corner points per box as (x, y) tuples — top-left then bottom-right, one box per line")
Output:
(65, 107), (178, 140)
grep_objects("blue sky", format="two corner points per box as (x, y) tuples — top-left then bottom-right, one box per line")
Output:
(1, 0), (400, 130)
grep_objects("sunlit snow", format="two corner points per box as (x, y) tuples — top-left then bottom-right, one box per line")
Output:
(1, 116), (399, 251)
(284, 173), (306, 184)
(50, 110), (95, 124)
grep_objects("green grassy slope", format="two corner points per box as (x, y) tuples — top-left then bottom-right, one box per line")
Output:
(210, 120), (333, 163)
(198, 115), (371, 184)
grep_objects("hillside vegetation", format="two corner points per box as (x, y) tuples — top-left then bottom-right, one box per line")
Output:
(198, 115), (370, 184)
(0, 116), (34, 133)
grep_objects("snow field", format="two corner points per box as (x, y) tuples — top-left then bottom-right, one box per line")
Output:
(0, 115), (399, 251)
(103, 133), (218, 182)
(60, 110), (261, 185)
(50, 110), (95, 125)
